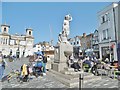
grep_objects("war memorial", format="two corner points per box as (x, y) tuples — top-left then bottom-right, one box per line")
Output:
(49, 14), (101, 88)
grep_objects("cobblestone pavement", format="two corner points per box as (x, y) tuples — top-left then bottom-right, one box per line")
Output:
(2, 57), (66, 88)
(1, 58), (119, 89)
(4, 57), (29, 76)
(83, 76), (118, 88)
(2, 73), (66, 88)
(2, 74), (119, 88)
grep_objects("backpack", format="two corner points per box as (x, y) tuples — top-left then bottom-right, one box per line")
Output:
(36, 61), (43, 67)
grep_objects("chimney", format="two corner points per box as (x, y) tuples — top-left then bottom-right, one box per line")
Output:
(83, 33), (86, 37)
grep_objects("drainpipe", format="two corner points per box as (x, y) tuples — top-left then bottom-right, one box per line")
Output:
(113, 7), (118, 61)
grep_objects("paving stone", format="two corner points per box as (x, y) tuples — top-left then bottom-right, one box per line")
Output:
(1, 57), (119, 89)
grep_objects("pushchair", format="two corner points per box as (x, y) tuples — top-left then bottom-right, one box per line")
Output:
(17, 74), (29, 83)
(33, 61), (43, 77)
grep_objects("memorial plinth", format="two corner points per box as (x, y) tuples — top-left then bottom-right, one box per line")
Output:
(52, 43), (73, 72)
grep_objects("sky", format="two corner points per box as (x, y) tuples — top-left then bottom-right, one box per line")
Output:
(2, 2), (111, 45)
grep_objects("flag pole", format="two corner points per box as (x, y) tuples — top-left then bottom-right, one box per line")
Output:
(49, 24), (53, 46)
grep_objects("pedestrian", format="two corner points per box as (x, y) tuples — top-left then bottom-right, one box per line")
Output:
(91, 61), (99, 75)
(33, 56), (44, 77)
(0, 51), (7, 81)
(20, 64), (29, 82)
(42, 54), (47, 75)
(71, 58), (80, 72)
(47, 56), (50, 62)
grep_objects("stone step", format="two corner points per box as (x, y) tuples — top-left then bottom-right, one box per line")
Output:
(48, 70), (101, 88)
(84, 75), (101, 83)
(50, 69), (95, 80)
(61, 70), (82, 75)
(64, 67), (75, 72)
(48, 70), (77, 87)
(81, 72), (95, 78)
(49, 69), (77, 80)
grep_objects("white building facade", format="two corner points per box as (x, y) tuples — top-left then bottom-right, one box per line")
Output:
(68, 36), (82, 57)
(92, 30), (99, 58)
(0, 24), (34, 58)
(98, 3), (119, 62)
(33, 44), (43, 52)
(33, 42), (55, 59)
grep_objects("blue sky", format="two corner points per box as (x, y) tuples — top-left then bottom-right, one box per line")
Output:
(2, 2), (111, 45)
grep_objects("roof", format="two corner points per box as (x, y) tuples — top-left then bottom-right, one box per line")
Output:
(97, 2), (119, 16)
(0, 33), (10, 36)
(1, 24), (10, 28)
(80, 33), (93, 39)
(25, 36), (34, 39)
(26, 28), (33, 31)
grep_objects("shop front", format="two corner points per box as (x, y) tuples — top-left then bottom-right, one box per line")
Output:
(99, 42), (117, 62)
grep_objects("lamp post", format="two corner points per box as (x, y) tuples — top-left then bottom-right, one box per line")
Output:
(79, 60), (84, 90)
(109, 37), (111, 62)
(16, 37), (20, 59)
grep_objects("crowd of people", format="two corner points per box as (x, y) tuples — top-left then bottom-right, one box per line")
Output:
(0, 51), (48, 83)
(67, 54), (115, 76)
(0, 50), (119, 82)
(17, 53), (48, 82)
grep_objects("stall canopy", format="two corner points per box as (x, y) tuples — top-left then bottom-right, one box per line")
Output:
(85, 49), (93, 56)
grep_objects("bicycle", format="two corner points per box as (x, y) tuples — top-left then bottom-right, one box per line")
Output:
(6, 69), (21, 83)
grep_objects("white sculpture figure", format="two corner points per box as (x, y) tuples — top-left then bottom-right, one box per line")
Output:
(62, 14), (72, 37)
(58, 32), (62, 43)
(58, 31), (69, 44)
(58, 14), (72, 44)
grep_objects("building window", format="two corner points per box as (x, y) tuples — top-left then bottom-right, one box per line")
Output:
(3, 38), (5, 44)
(77, 41), (79, 44)
(105, 13), (110, 21)
(0, 38), (2, 44)
(101, 13), (110, 24)
(74, 42), (75, 45)
(29, 31), (31, 35)
(4, 27), (6, 32)
(6, 39), (7, 44)
(101, 16), (105, 24)
(102, 29), (109, 40)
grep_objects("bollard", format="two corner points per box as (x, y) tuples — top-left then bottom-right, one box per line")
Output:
(79, 73), (83, 90)
(0, 81), (2, 90)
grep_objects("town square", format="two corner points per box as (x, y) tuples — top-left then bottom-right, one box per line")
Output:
(0, 1), (120, 89)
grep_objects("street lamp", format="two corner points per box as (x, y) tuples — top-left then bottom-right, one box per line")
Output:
(109, 37), (111, 62)
(16, 37), (20, 59)
(79, 59), (84, 90)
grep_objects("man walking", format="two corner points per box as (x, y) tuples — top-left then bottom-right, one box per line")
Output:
(42, 54), (47, 75)
(0, 51), (7, 81)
